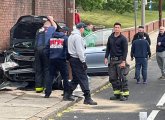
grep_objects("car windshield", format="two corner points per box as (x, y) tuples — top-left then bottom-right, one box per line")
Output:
(14, 41), (34, 49)
(84, 28), (113, 48)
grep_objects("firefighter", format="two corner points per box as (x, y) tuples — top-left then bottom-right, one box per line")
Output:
(104, 22), (129, 101)
(34, 16), (57, 93)
(44, 27), (74, 101)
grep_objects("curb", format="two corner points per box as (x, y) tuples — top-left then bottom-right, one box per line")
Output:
(40, 80), (110, 120)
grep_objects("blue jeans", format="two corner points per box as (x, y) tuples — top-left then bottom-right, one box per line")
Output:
(135, 58), (148, 82)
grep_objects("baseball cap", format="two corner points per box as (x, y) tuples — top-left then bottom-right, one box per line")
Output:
(76, 22), (87, 29)
(62, 26), (69, 31)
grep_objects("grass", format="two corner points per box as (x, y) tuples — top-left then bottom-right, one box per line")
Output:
(80, 10), (165, 28)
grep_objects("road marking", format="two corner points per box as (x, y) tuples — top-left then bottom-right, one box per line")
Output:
(156, 93), (165, 107)
(146, 93), (165, 120)
(147, 110), (160, 120)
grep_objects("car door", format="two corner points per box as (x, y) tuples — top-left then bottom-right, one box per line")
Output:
(84, 28), (112, 73)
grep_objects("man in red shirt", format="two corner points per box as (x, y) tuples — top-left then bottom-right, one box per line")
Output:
(75, 9), (81, 25)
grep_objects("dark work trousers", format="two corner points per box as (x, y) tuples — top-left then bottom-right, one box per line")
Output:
(69, 57), (91, 98)
(135, 58), (148, 82)
(45, 59), (70, 95)
(108, 60), (129, 97)
(35, 49), (49, 88)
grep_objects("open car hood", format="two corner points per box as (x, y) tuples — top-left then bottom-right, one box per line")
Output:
(10, 15), (62, 48)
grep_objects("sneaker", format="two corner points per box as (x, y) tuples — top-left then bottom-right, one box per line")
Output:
(84, 98), (97, 105)
(143, 81), (147, 84)
(159, 76), (165, 80)
(136, 80), (140, 84)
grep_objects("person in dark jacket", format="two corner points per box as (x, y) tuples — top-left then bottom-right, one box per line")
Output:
(156, 26), (165, 80)
(35, 16), (57, 93)
(104, 22), (129, 101)
(132, 26), (151, 45)
(44, 28), (74, 101)
(132, 26), (151, 80)
(131, 32), (151, 84)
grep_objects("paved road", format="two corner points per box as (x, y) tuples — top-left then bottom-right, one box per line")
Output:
(53, 57), (165, 120)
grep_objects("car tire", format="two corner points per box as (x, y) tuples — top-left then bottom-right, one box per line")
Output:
(52, 72), (63, 90)
(0, 69), (4, 84)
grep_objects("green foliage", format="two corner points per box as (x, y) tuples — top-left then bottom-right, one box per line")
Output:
(75, 0), (106, 11)
(80, 10), (165, 28)
(76, 0), (165, 13)
(103, 0), (134, 14)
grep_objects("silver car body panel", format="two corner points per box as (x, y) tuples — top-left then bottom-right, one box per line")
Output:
(84, 28), (113, 73)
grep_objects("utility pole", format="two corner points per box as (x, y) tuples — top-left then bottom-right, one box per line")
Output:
(159, 0), (163, 27)
(66, 0), (75, 33)
(141, 0), (146, 27)
(134, 0), (138, 33)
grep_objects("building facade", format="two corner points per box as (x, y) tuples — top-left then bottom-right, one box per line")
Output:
(0, 0), (75, 52)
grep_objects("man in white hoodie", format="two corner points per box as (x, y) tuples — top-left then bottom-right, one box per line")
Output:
(68, 22), (97, 105)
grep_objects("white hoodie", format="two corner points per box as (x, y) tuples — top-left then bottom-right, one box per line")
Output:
(68, 29), (86, 62)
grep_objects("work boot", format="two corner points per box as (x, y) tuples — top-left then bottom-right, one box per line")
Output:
(109, 95), (120, 100)
(120, 96), (128, 101)
(63, 92), (75, 101)
(84, 98), (97, 105)
(35, 87), (44, 93)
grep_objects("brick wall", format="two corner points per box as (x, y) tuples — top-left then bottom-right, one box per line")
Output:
(35, 0), (65, 22)
(0, 0), (32, 52)
(0, 0), (65, 52)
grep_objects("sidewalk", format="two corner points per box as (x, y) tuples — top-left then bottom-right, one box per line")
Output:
(0, 30), (159, 120)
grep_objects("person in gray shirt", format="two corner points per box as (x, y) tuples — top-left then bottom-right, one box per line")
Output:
(68, 22), (97, 105)
(156, 26), (165, 80)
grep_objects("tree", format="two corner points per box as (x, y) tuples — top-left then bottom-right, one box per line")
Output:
(103, 0), (134, 14)
(76, 0), (106, 11)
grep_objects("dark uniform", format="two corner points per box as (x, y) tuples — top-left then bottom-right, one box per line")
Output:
(35, 26), (56, 92)
(105, 32), (129, 101)
(44, 31), (74, 101)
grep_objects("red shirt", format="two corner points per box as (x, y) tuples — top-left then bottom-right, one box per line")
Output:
(75, 13), (81, 25)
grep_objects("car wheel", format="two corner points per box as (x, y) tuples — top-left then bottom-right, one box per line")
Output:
(0, 69), (5, 85)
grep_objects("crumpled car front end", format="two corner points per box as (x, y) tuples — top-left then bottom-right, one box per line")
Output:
(2, 15), (46, 82)
(3, 50), (35, 81)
